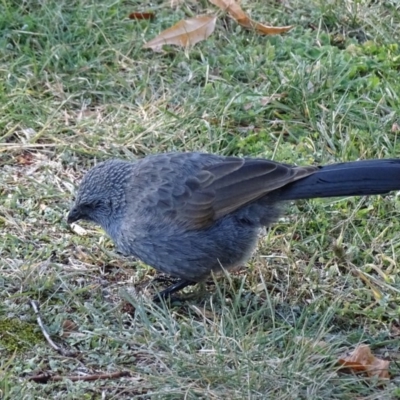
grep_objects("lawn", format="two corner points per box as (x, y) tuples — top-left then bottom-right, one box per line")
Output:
(1, 0), (400, 398)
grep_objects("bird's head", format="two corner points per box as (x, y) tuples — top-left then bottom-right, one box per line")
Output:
(67, 159), (132, 229)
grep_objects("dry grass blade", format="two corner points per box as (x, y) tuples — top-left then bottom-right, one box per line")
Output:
(143, 15), (217, 52)
(209, 0), (292, 35)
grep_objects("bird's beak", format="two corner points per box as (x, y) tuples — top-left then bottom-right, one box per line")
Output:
(67, 207), (82, 224)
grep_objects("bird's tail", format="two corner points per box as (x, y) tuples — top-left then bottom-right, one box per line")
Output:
(277, 159), (400, 201)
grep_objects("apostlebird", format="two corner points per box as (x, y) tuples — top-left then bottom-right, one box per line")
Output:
(67, 152), (400, 299)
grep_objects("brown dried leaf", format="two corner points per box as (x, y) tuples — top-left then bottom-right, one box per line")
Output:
(143, 15), (217, 52)
(16, 151), (34, 166)
(60, 319), (78, 338)
(338, 344), (390, 379)
(391, 122), (400, 133)
(209, 0), (292, 35)
(248, 20), (293, 35)
(209, 0), (247, 21)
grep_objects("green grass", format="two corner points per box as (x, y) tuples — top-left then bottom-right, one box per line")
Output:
(1, 0), (400, 398)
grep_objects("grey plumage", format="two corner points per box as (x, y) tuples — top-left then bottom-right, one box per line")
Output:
(67, 152), (400, 296)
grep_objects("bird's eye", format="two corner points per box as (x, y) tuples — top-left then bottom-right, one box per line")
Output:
(80, 202), (95, 211)
(85, 200), (103, 209)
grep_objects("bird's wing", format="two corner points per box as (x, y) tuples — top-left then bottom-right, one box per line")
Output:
(155, 157), (318, 229)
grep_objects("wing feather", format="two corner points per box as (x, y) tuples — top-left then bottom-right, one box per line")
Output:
(172, 157), (317, 228)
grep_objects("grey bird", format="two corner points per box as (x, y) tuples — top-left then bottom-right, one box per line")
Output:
(67, 152), (400, 299)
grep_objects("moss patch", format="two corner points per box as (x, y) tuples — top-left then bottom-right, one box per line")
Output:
(0, 318), (43, 353)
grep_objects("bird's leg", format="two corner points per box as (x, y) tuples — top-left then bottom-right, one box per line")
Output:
(152, 279), (196, 302)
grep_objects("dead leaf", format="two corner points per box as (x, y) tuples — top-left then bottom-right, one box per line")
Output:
(16, 151), (34, 166)
(391, 122), (400, 133)
(240, 18), (293, 35)
(129, 12), (155, 20)
(143, 15), (217, 52)
(338, 344), (390, 379)
(209, 0), (292, 35)
(60, 320), (78, 338)
(209, 0), (247, 21)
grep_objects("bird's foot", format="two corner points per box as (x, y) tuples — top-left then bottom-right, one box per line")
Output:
(152, 279), (196, 302)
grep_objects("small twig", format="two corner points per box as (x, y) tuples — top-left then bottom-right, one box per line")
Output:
(28, 371), (130, 383)
(29, 300), (78, 357)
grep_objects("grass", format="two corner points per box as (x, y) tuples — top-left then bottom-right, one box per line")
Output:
(1, 0), (400, 398)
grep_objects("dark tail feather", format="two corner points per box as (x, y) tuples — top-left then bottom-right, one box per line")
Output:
(277, 159), (400, 201)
